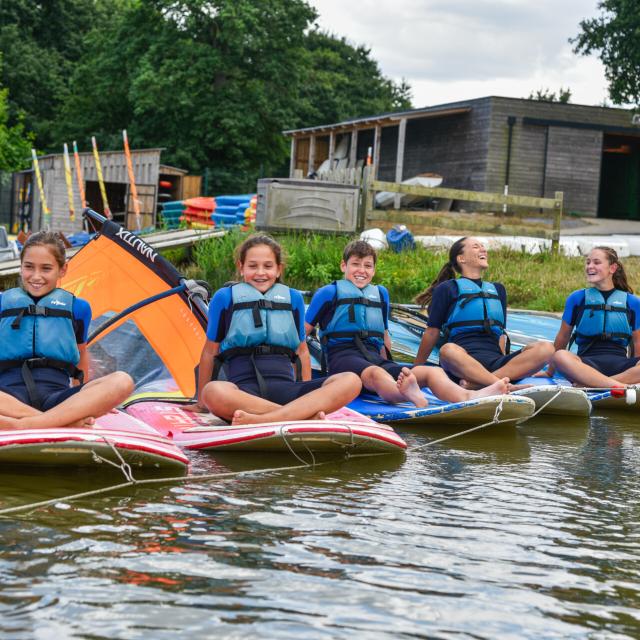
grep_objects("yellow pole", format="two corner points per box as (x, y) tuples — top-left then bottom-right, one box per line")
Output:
(63, 143), (75, 222)
(72, 140), (86, 209)
(122, 129), (141, 230)
(31, 148), (51, 229)
(91, 136), (111, 218)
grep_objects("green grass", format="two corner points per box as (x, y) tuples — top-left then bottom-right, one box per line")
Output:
(185, 229), (640, 312)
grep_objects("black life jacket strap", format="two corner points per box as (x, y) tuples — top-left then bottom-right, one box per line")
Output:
(458, 291), (500, 309)
(0, 358), (84, 410)
(335, 296), (384, 324)
(230, 300), (294, 329)
(1, 306), (74, 329)
(212, 346), (302, 396)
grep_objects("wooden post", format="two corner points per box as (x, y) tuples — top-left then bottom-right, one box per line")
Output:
(357, 164), (372, 232)
(393, 118), (407, 209)
(349, 129), (358, 168)
(372, 125), (382, 179)
(308, 135), (316, 176)
(551, 191), (563, 255)
(328, 131), (335, 169)
(289, 137), (297, 178)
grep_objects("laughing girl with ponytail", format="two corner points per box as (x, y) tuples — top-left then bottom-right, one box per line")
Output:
(414, 237), (553, 387)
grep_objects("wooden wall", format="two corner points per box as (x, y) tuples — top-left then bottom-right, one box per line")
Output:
(404, 105), (491, 193)
(487, 97), (636, 216)
(32, 149), (163, 234)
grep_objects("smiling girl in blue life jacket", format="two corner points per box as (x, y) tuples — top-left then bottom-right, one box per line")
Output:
(0, 231), (133, 430)
(191, 234), (361, 425)
(550, 246), (640, 387)
(414, 236), (554, 388)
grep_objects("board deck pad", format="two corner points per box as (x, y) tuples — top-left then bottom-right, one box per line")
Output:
(348, 389), (535, 426)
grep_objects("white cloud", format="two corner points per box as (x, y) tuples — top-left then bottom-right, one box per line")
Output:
(308, 0), (612, 109)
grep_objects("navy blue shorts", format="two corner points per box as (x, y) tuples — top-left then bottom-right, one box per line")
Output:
(580, 354), (640, 378)
(465, 348), (523, 373)
(327, 346), (404, 379)
(235, 377), (327, 405)
(0, 367), (83, 411)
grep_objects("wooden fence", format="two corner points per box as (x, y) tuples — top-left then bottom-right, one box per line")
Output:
(293, 165), (565, 253)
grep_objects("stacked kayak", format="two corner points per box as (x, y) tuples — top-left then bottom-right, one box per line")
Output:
(0, 411), (188, 472)
(348, 390), (535, 426)
(123, 395), (407, 455)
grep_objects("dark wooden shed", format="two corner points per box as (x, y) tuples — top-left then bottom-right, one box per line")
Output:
(284, 96), (640, 218)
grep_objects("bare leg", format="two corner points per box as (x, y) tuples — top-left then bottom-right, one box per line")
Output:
(0, 372), (134, 430)
(610, 363), (640, 385)
(412, 365), (509, 403)
(552, 350), (627, 388)
(202, 380), (282, 421)
(361, 365), (426, 407)
(0, 391), (41, 419)
(232, 372), (362, 425)
(438, 343), (499, 387)
(492, 341), (555, 382)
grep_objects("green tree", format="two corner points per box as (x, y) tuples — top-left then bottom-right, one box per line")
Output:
(527, 87), (572, 103)
(0, 86), (33, 171)
(294, 30), (413, 128)
(56, 0), (318, 191)
(0, 0), (105, 148)
(572, 0), (640, 105)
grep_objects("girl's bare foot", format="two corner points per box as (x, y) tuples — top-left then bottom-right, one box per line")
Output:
(460, 379), (482, 390)
(507, 383), (534, 392)
(69, 416), (96, 428)
(0, 415), (21, 430)
(311, 411), (326, 420)
(468, 377), (509, 399)
(397, 367), (428, 408)
(232, 410), (262, 425)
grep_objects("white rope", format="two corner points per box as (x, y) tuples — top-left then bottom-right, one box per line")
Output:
(527, 388), (564, 419)
(412, 396), (514, 450)
(90, 436), (136, 483)
(280, 426), (317, 467)
(0, 460), (339, 518)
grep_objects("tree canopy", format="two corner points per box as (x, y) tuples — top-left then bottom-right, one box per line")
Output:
(527, 88), (572, 103)
(0, 0), (412, 192)
(573, 0), (640, 106)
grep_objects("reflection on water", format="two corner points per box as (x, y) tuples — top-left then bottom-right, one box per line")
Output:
(2, 415), (640, 637)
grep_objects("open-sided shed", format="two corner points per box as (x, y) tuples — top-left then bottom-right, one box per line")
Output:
(284, 96), (640, 219)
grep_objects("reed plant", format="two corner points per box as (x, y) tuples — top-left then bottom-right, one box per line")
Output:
(185, 229), (640, 312)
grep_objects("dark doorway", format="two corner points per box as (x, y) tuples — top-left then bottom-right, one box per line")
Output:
(598, 133), (640, 219)
(85, 180), (127, 224)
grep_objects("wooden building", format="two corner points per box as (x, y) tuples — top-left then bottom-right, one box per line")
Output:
(284, 96), (640, 218)
(10, 148), (201, 234)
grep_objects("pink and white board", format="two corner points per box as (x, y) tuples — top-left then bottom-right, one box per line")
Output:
(0, 410), (188, 471)
(124, 399), (407, 454)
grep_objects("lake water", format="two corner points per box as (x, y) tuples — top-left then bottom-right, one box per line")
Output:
(1, 411), (639, 639)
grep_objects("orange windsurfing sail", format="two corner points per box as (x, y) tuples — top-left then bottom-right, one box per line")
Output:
(61, 209), (209, 397)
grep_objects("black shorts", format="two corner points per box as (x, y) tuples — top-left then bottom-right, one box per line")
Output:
(327, 346), (404, 379)
(0, 367), (83, 411)
(236, 377), (327, 405)
(580, 354), (640, 378)
(465, 348), (523, 373)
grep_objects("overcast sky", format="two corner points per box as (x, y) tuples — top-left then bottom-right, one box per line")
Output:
(308, 0), (612, 110)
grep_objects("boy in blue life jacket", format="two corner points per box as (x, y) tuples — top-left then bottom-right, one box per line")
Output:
(305, 240), (509, 407)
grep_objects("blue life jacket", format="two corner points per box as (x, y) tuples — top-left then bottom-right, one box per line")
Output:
(442, 278), (505, 342)
(319, 280), (386, 353)
(0, 287), (80, 370)
(571, 288), (632, 354)
(215, 283), (302, 393)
